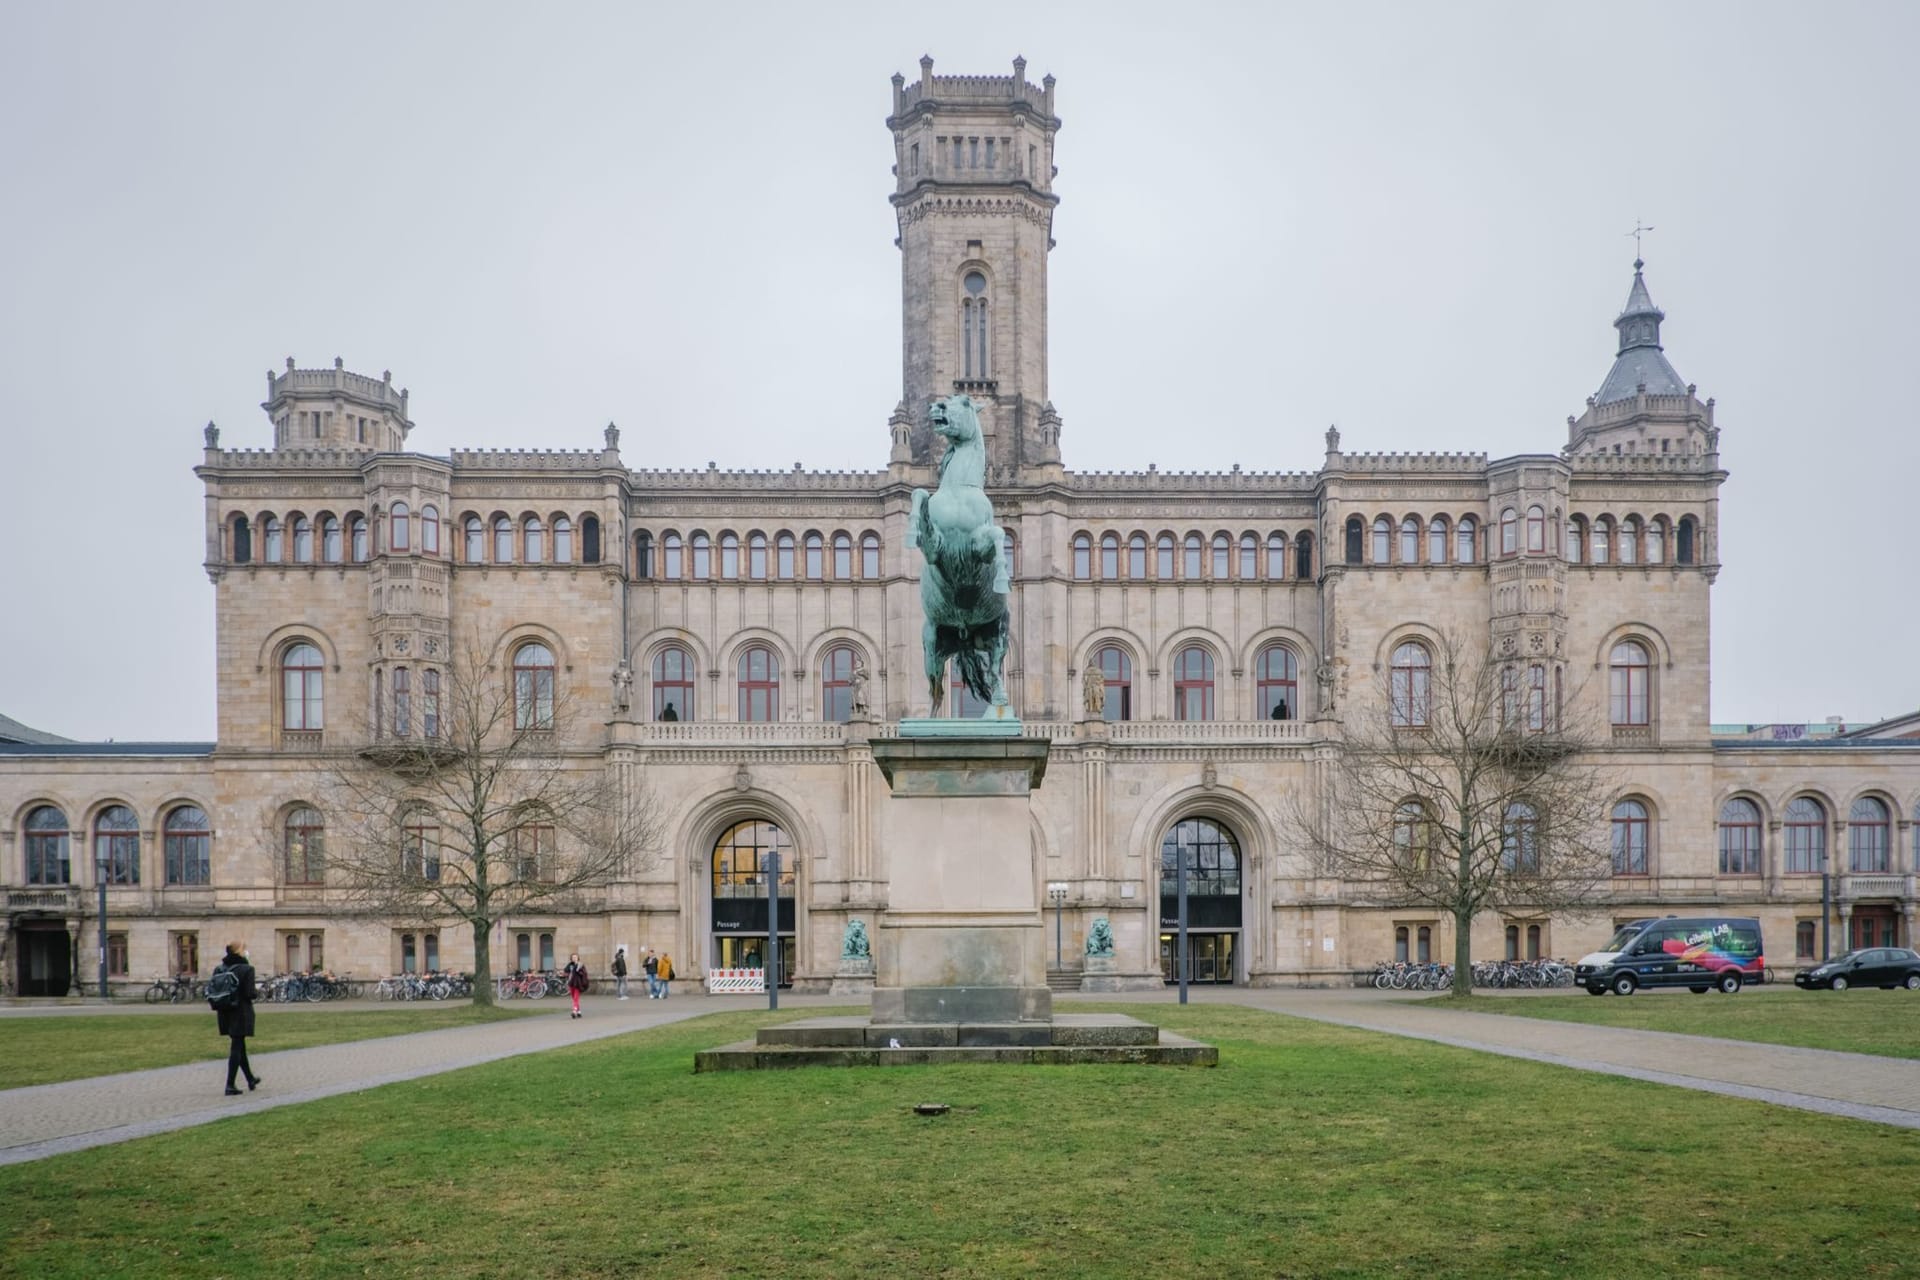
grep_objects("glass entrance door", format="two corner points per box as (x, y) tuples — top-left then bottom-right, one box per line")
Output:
(1159, 932), (1237, 984)
(1851, 908), (1898, 950)
(18, 925), (72, 997)
(715, 934), (794, 987)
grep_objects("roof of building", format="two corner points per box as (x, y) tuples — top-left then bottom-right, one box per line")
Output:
(1594, 260), (1689, 405)
(1838, 709), (1920, 740)
(0, 713), (74, 746)
(0, 741), (214, 757)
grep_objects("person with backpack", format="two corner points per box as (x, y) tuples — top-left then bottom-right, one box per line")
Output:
(563, 952), (589, 1018)
(656, 951), (673, 999)
(208, 941), (260, 1095)
(642, 948), (660, 998)
(611, 945), (630, 1000)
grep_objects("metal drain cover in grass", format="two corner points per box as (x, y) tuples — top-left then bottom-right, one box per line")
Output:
(913, 1103), (950, 1116)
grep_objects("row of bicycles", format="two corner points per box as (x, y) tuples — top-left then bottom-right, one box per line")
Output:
(1364, 958), (1577, 990)
(373, 972), (476, 1001)
(494, 970), (573, 1000)
(264, 972), (364, 1002)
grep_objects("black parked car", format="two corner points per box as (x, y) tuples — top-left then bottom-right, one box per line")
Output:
(1794, 948), (1920, 991)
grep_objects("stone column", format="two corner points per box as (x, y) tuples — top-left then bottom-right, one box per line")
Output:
(1765, 818), (1782, 898)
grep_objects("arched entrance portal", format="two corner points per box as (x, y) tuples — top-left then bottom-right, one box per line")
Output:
(1159, 817), (1243, 984)
(710, 819), (795, 986)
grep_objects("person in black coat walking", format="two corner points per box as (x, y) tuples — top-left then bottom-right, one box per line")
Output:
(213, 942), (260, 1095)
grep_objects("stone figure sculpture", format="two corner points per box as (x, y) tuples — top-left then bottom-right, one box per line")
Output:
(1085, 917), (1115, 957)
(849, 655), (872, 718)
(907, 395), (1011, 716)
(841, 918), (872, 959)
(610, 661), (633, 714)
(1081, 663), (1106, 717)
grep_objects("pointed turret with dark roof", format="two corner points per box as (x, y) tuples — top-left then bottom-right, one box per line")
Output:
(1592, 259), (1689, 405)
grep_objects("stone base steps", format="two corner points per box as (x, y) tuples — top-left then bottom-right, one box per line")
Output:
(1044, 969), (1082, 993)
(693, 1012), (1218, 1071)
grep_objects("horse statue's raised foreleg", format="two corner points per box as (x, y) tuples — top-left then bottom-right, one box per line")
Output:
(924, 616), (946, 715)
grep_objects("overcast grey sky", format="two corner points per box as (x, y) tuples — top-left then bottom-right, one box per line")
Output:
(2, 2), (1916, 740)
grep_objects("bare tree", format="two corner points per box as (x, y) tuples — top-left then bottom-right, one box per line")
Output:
(318, 641), (663, 1005)
(1288, 632), (1618, 996)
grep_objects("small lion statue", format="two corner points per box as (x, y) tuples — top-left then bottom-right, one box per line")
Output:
(841, 918), (872, 960)
(1084, 916), (1115, 957)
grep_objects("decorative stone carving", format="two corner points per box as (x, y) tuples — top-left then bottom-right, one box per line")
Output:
(841, 919), (871, 959)
(733, 765), (752, 793)
(204, 421), (220, 448)
(907, 395), (1012, 718)
(604, 421), (620, 451)
(610, 661), (634, 715)
(1081, 663), (1105, 717)
(849, 656), (872, 719)
(1084, 917), (1114, 957)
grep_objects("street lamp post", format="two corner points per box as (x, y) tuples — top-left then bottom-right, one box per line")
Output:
(96, 852), (108, 1001)
(766, 826), (781, 1011)
(1176, 841), (1190, 1006)
(1047, 883), (1068, 970)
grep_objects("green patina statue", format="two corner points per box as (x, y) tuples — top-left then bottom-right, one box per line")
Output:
(908, 395), (1011, 717)
(1085, 917), (1115, 957)
(841, 918), (871, 960)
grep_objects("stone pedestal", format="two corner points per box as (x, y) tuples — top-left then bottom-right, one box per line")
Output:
(828, 955), (875, 997)
(869, 730), (1052, 1024)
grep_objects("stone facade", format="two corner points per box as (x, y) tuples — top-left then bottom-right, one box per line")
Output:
(3, 59), (1918, 997)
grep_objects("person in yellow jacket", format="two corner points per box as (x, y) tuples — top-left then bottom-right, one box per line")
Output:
(655, 952), (673, 999)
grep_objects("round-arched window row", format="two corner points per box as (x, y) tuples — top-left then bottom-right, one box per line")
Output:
(452, 512), (602, 567)
(1072, 531), (1313, 582)
(1344, 516), (1481, 567)
(1565, 514), (1698, 567)
(648, 641), (883, 724)
(634, 530), (885, 583)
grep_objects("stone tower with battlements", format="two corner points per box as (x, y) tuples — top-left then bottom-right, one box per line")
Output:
(888, 56), (1063, 475)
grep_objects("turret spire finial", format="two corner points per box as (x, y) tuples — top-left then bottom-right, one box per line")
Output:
(1627, 218), (1655, 264)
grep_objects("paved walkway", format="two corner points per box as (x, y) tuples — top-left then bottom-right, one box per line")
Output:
(5, 989), (1917, 1166)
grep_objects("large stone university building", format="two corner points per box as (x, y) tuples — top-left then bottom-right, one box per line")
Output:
(4, 60), (1918, 997)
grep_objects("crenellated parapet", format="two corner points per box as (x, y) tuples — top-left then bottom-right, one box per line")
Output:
(447, 448), (608, 471)
(263, 357), (412, 452)
(628, 467), (890, 492)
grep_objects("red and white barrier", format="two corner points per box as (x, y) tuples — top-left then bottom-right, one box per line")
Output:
(705, 967), (767, 994)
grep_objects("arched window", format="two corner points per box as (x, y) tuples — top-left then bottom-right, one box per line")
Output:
(1427, 516), (1448, 565)
(1849, 797), (1891, 872)
(1003, 530), (1018, 581)
(633, 530), (653, 579)
(1526, 924), (1542, 961)
(1395, 926), (1410, 964)
(1526, 663), (1548, 732)
(493, 516), (514, 564)
(1608, 641), (1651, 727)
(661, 532), (683, 579)
(652, 645), (695, 721)
(804, 532), (823, 580)
(523, 516), (544, 564)
(737, 646), (780, 722)
(391, 502), (411, 553)
(1238, 533), (1258, 580)
(263, 515), (284, 563)
(1390, 641), (1431, 728)
(1400, 517), (1420, 565)
(1184, 533), (1204, 578)
(720, 532), (740, 579)
(691, 532), (714, 579)
(1455, 516), (1476, 565)
(463, 516), (483, 563)
(1072, 533), (1092, 580)
(281, 642), (324, 731)
(1567, 517), (1585, 564)
(164, 806), (211, 886)
(1160, 818), (1241, 898)
(748, 532), (768, 580)
(1525, 505), (1545, 553)
(386, 666), (409, 737)
(861, 533), (881, 579)
(1394, 801), (1435, 870)
(230, 515), (252, 564)
(1499, 508), (1517, 556)
(1130, 534), (1149, 579)
(1255, 644), (1298, 720)
(1372, 517), (1391, 564)
(1503, 802), (1540, 871)
(1611, 799), (1649, 875)
(1173, 646), (1215, 722)
(1644, 519), (1664, 565)
(422, 506), (440, 556)
(1295, 531), (1313, 579)
(24, 805), (71, 885)
(1505, 924), (1521, 961)
(552, 516), (571, 564)
(1718, 797), (1762, 875)
(95, 805), (140, 885)
(1266, 532), (1287, 580)
(1211, 533), (1231, 579)
(776, 532), (795, 580)
(581, 515), (600, 564)
(960, 270), (990, 379)
(832, 532), (852, 579)
(422, 668), (440, 739)
(1796, 920), (1816, 960)
(284, 806), (324, 885)
(1618, 518), (1639, 565)
(1590, 517), (1611, 565)
(401, 808), (440, 882)
(712, 819), (795, 899)
(1100, 533), (1120, 579)
(1784, 797), (1828, 873)
(1417, 926), (1432, 964)
(292, 516), (314, 563)
(1677, 517), (1697, 565)
(512, 643), (555, 730)
(349, 515), (369, 563)
(1156, 534), (1176, 579)
(1093, 644), (1132, 722)
(820, 645), (859, 723)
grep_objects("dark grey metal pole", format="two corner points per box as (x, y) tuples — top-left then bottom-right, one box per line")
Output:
(96, 868), (108, 1000)
(1054, 896), (1063, 969)
(1821, 870), (1832, 961)
(1177, 841), (1190, 1006)
(767, 845), (780, 1011)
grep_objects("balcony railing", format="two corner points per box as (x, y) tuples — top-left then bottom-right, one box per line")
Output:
(1110, 719), (1310, 743)
(1843, 874), (1910, 899)
(640, 722), (846, 745)
(1, 886), (81, 912)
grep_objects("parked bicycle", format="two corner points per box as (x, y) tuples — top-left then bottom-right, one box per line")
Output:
(143, 975), (202, 1004)
(495, 970), (549, 1000)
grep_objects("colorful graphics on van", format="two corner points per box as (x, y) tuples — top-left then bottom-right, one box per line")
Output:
(1662, 922), (1763, 975)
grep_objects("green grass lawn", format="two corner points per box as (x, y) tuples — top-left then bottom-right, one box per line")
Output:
(3, 1005), (1916, 1279)
(0, 1004), (552, 1090)
(1435, 988), (1920, 1058)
